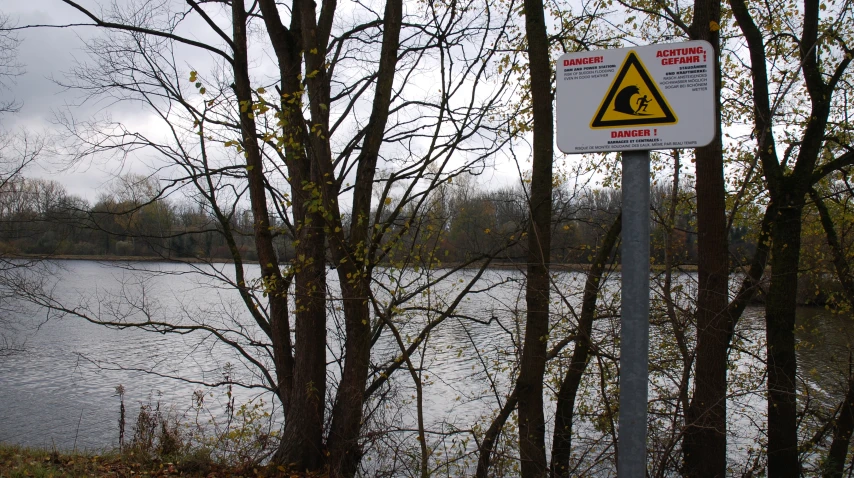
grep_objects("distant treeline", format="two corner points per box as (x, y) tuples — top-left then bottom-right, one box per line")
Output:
(0, 175), (757, 265)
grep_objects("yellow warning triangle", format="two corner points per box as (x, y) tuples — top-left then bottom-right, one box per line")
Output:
(590, 51), (677, 128)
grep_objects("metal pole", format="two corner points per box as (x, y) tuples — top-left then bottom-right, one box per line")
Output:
(618, 150), (651, 477)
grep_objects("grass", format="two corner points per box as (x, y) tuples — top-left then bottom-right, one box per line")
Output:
(0, 444), (325, 478)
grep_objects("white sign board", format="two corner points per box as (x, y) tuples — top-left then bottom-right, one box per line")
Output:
(556, 40), (715, 154)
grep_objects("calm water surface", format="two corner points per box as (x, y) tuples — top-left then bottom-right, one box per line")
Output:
(0, 260), (520, 451)
(0, 260), (851, 470)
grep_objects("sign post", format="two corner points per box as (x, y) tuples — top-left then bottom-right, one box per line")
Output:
(555, 41), (715, 476)
(618, 150), (651, 477)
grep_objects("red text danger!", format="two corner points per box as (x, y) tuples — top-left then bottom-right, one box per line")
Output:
(611, 129), (651, 138)
(564, 56), (603, 66)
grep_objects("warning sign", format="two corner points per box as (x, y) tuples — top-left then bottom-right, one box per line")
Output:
(590, 52), (676, 128)
(556, 40), (715, 153)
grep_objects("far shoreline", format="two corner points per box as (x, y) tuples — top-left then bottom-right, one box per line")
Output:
(2, 253), (701, 272)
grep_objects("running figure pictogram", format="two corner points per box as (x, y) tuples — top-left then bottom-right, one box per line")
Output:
(635, 95), (651, 114)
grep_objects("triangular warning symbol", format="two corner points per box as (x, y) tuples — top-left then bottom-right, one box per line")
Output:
(590, 51), (677, 129)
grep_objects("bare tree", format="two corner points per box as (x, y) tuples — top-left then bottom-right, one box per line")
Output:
(21, 0), (519, 475)
(728, 0), (854, 472)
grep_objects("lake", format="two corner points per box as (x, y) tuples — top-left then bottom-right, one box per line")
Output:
(0, 260), (850, 474)
(0, 260), (526, 453)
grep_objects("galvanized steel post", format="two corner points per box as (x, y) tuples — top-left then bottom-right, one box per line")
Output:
(618, 150), (651, 477)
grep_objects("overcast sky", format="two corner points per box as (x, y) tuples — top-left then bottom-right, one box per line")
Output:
(1, 0), (540, 204)
(0, 0), (215, 200)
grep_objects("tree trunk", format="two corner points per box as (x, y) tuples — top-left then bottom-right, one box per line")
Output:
(232, 2), (323, 469)
(823, 378), (854, 478)
(477, 388), (519, 478)
(516, 0), (554, 473)
(325, 276), (372, 478)
(323, 0), (401, 475)
(682, 0), (728, 471)
(273, 215), (328, 470)
(765, 203), (803, 477)
(550, 213), (621, 477)
(248, 0), (329, 468)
